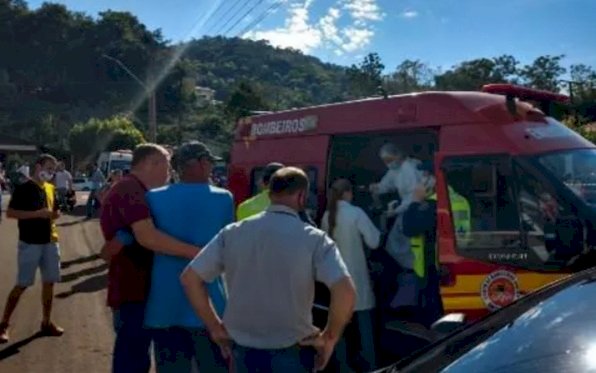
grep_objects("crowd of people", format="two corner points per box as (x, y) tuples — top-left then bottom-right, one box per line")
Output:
(0, 139), (453, 373)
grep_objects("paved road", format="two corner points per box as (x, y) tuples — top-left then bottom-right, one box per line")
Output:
(0, 192), (116, 373)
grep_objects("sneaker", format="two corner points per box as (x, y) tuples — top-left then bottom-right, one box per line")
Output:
(0, 322), (9, 343)
(40, 322), (64, 337)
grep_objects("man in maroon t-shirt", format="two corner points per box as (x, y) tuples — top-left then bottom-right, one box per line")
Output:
(100, 143), (201, 373)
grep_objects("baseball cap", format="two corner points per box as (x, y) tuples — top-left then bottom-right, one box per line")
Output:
(262, 162), (285, 185)
(174, 141), (222, 169)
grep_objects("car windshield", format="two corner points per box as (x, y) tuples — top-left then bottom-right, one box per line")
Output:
(393, 272), (596, 373)
(538, 149), (596, 207)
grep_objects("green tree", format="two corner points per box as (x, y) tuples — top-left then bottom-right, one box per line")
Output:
(68, 116), (145, 162)
(520, 55), (567, 92)
(346, 53), (385, 98)
(225, 81), (268, 120)
(435, 55), (520, 91)
(386, 59), (435, 94)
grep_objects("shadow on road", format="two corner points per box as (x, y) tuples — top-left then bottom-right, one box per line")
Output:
(61, 254), (101, 269)
(57, 273), (107, 299)
(56, 218), (88, 227)
(61, 263), (108, 283)
(60, 204), (99, 219)
(0, 332), (44, 360)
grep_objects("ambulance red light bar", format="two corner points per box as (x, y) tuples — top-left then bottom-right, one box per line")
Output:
(482, 84), (570, 104)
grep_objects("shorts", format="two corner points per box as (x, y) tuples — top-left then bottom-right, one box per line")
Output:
(17, 241), (61, 287)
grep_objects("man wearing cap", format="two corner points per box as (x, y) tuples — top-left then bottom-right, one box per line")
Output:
(99, 143), (203, 373)
(237, 162), (317, 226)
(102, 141), (233, 372)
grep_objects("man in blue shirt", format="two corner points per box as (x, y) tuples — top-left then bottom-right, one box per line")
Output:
(104, 141), (233, 372)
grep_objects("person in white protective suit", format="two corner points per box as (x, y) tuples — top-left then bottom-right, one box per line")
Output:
(370, 143), (423, 308)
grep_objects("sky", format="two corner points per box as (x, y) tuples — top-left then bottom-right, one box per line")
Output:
(27, 0), (596, 72)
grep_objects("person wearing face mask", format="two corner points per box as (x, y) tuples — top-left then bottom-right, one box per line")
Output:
(0, 154), (64, 344)
(369, 143), (422, 265)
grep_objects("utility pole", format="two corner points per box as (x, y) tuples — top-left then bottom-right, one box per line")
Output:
(102, 54), (157, 142)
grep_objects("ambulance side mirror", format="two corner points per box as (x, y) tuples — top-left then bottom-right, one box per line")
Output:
(430, 313), (467, 335)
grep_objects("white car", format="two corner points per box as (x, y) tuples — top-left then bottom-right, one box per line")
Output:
(72, 177), (93, 191)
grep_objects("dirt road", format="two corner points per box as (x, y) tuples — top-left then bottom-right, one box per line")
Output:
(0, 192), (115, 373)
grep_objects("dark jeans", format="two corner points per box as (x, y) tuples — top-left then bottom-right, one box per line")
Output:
(112, 302), (152, 373)
(232, 343), (315, 373)
(86, 188), (99, 217)
(153, 327), (228, 373)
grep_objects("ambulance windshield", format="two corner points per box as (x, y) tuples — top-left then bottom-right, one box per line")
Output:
(538, 148), (596, 207)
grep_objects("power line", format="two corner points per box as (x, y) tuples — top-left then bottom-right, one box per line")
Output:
(203, 0), (246, 36)
(220, 0), (267, 37)
(235, 0), (286, 37)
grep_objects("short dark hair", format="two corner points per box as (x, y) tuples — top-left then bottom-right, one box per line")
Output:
(132, 143), (168, 167)
(35, 153), (57, 167)
(269, 167), (309, 196)
(262, 162), (285, 186)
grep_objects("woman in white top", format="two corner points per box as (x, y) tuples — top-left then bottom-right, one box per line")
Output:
(322, 179), (381, 372)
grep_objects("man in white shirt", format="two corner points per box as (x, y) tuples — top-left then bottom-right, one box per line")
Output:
(54, 162), (73, 209)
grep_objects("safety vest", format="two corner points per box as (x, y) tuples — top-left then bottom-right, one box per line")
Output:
(236, 189), (271, 221)
(410, 187), (470, 279)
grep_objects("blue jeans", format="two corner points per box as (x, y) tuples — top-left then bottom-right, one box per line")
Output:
(112, 302), (152, 373)
(152, 327), (228, 373)
(232, 343), (315, 373)
(335, 310), (377, 372)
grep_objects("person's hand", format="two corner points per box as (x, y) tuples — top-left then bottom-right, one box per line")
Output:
(299, 331), (336, 371)
(35, 209), (53, 219)
(413, 184), (427, 202)
(387, 200), (399, 217)
(51, 210), (61, 220)
(100, 239), (124, 262)
(208, 322), (232, 360)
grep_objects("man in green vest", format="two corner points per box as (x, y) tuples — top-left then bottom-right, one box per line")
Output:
(400, 161), (444, 327)
(237, 163), (317, 226)
(236, 162), (284, 221)
(397, 161), (471, 326)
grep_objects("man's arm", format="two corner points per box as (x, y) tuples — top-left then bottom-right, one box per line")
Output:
(181, 268), (224, 333)
(6, 185), (51, 220)
(323, 276), (356, 343)
(6, 208), (50, 220)
(131, 218), (199, 259)
(181, 231), (229, 356)
(303, 234), (355, 370)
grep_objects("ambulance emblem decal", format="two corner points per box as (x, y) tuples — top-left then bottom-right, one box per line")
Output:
(481, 270), (520, 311)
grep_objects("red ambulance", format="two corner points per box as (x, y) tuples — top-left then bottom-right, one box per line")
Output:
(228, 84), (596, 325)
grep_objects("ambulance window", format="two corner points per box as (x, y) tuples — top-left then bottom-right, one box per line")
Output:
(515, 163), (584, 265)
(443, 156), (522, 259)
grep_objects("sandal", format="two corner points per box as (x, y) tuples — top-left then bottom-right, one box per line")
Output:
(40, 322), (64, 337)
